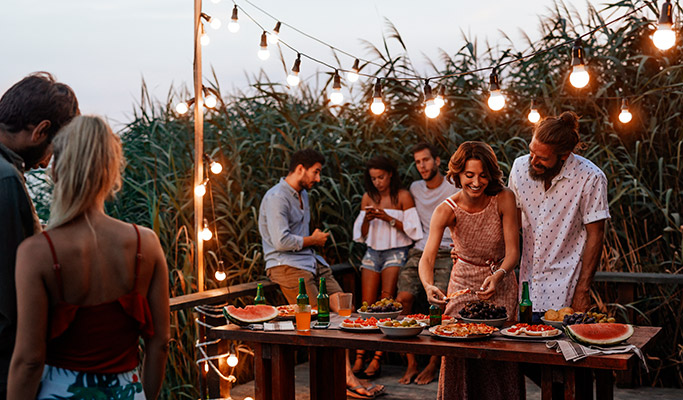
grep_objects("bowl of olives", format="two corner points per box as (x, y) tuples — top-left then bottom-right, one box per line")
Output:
(459, 301), (508, 327)
(358, 298), (403, 320)
(378, 318), (426, 337)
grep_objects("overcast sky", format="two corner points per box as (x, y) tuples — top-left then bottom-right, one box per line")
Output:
(1, 0), (609, 128)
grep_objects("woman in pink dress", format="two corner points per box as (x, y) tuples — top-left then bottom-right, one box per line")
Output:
(418, 141), (524, 399)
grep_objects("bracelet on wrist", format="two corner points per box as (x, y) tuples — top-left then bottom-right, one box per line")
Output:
(494, 268), (507, 276)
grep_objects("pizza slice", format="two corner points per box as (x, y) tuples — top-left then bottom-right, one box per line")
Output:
(444, 288), (472, 300)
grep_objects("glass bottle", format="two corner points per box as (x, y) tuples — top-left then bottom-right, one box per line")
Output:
(519, 281), (533, 324)
(296, 278), (309, 307)
(317, 278), (330, 323)
(429, 304), (442, 326)
(254, 283), (266, 305)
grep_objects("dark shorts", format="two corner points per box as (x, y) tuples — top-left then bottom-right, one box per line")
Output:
(397, 247), (452, 298)
(267, 263), (343, 307)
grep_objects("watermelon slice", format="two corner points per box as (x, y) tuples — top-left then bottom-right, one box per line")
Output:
(223, 305), (279, 326)
(565, 323), (634, 346)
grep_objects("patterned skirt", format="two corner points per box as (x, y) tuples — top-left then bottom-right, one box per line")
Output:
(38, 365), (145, 400)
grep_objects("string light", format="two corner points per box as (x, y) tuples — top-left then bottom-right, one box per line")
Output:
(347, 59), (360, 83)
(423, 81), (440, 118)
(215, 261), (226, 281)
(201, 13), (221, 30)
(268, 21), (281, 44)
(200, 24), (210, 46)
(487, 69), (506, 111)
(527, 100), (541, 123)
(228, 5), (240, 33)
(227, 352), (239, 367)
(204, 362), (209, 373)
(175, 101), (190, 115)
(370, 79), (385, 115)
(204, 93), (217, 109)
(287, 54), (301, 87)
(433, 86), (446, 109)
(653, 1), (676, 50)
(618, 98), (632, 123)
(569, 38), (590, 88)
(201, 219), (213, 241)
(257, 31), (270, 60)
(329, 70), (344, 105)
(210, 160), (223, 174)
(195, 179), (208, 197)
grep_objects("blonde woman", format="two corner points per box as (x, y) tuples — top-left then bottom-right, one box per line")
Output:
(8, 116), (170, 399)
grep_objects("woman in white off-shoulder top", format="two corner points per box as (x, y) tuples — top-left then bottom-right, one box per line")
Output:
(351, 156), (422, 378)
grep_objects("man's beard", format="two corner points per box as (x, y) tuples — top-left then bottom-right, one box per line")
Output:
(16, 141), (51, 170)
(423, 167), (438, 182)
(528, 158), (564, 181)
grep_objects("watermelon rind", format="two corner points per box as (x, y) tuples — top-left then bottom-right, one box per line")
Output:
(223, 305), (279, 326)
(566, 323), (634, 346)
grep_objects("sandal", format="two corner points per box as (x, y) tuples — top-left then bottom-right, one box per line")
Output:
(363, 352), (382, 379)
(352, 350), (365, 375)
(365, 383), (385, 397)
(347, 385), (375, 399)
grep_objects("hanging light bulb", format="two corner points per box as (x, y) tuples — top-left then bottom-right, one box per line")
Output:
(214, 261), (226, 281)
(257, 31), (270, 60)
(227, 352), (239, 367)
(194, 180), (207, 197)
(228, 5), (240, 33)
(329, 70), (344, 105)
(201, 219), (213, 241)
(202, 13), (221, 30)
(569, 38), (590, 88)
(434, 86), (446, 109)
(204, 362), (209, 373)
(175, 101), (189, 115)
(210, 160), (222, 174)
(268, 22), (281, 45)
(200, 24), (210, 46)
(527, 100), (541, 123)
(618, 98), (633, 123)
(653, 1), (676, 50)
(287, 54), (301, 87)
(423, 81), (440, 119)
(204, 94), (217, 109)
(370, 79), (386, 115)
(487, 69), (506, 111)
(347, 59), (360, 83)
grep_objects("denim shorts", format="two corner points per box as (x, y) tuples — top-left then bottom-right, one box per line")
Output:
(361, 246), (410, 273)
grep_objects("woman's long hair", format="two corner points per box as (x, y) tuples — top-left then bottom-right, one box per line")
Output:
(47, 115), (123, 229)
(363, 155), (401, 205)
(446, 141), (504, 196)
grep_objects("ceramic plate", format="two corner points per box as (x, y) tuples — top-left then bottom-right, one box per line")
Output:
(500, 327), (562, 340)
(340, 324), (380, 332)
(428, 326), (494, 341)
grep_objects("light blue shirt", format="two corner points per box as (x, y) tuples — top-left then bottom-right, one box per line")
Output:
(258, 178), (328, 272)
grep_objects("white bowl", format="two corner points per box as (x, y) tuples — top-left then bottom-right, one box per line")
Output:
(358, 310), (401, 320)
(540, 317), (564, 329)
(378, 322), (426, 338)
(460, 315), (508, 328)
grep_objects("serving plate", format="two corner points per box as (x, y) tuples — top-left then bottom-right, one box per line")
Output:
(540, 317), (564, 330)
(378, 323), (426, 338)
(428, 326), (494, 341)
(340, 324), (380, 333)
(500, 327), (562, 340)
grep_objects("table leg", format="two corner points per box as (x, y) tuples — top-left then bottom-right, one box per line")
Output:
(253, 343), (272, 400)
(309, 347), (346, 400)
(541, 366), (553, 400)
(574, 368), (593, 400)
(271, 344), (296, 400)
(564, 367), (576, 400)
(595, 370), (614, 400)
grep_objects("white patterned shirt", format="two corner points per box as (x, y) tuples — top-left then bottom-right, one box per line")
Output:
(508, 153), (610, 311)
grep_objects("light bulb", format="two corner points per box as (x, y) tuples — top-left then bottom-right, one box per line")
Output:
(228, 5), (240, 33)
(569, 65), (590, 88)
(434, 95), (445, 109)
(204, 362), (209, 373)
(425, 100), (440, 118)
(370, 98), (385, 115)
(210, 161), (222, 174)
(257, 32), (270, 60)
(347, 59), (360, 83)
(329, 90), (343, 105)
(201, 227), (212, 241)
(215, 270), (226, 281)
(268, 22), (281, 45)
(245, 398), (254, 400)
(487, 90), (505, 111)
(204, 94), (217, 109)
(200, 33), (210, 46)
(194, 183), (206, 197)
(619, 99), (632, 123)
(287, 73), (300, 87)
(175, 102), (189, 114)
(210, 17), (221, 30)
(528, 108), (541, 123)
(227, 353), (239, 367)
(653, 24), (676, 50)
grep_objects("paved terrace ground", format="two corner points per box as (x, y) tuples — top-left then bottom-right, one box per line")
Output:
(231, 361), (683, 400)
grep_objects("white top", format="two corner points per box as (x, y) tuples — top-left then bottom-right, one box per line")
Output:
(352, 208), (422, 251)
(410, 178), (458, 251)
(508, 153), (610, 311)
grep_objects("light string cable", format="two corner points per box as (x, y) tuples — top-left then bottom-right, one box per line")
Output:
(235, 0), (424, 80)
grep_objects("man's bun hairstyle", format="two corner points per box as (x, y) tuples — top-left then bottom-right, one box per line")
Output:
(533, 111), (585, 154)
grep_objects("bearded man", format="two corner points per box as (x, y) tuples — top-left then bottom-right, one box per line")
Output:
(508, 111), (610, 316)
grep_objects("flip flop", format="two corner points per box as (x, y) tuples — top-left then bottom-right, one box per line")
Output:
(347, 385), (375, 399)
(365, 383), (385, 396)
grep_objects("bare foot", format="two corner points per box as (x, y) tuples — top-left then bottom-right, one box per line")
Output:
(415, 360), (439, 385)
(398, 363), (418, 384)
(365, 383), (385, 396)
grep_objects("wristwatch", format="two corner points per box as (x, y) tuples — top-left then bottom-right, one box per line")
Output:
(389, 218), (396, 227)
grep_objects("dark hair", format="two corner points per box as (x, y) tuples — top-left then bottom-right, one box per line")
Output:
(364, 156), (401, 205)
(288, 148), (325, 172)
(0, 72), (79, 141)
(446, 141), (504, 196)
(411, 142), (440, 160)
(533, 111), (584, 155)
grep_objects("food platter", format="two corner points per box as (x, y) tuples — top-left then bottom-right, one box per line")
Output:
(428, 323), (497, 341)
(500, 324), (562, 340)
(339, 317), (387, 332)
(340, 324), (381, 333)
(275, 305), (318, 321)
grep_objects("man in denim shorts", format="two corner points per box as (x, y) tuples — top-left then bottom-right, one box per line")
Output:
(396, 142), (457, 385)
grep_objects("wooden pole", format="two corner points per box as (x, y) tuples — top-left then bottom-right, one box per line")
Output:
(193, 0), (204, 293)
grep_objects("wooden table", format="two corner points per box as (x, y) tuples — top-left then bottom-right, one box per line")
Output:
(209, 319), (659, 400)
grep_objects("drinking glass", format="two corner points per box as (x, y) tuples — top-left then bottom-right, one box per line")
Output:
(295, 304), (312, 332)
(338, 293), (353, 317)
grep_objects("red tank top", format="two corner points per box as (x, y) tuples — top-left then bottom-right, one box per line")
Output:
(43, 224), (155, 373)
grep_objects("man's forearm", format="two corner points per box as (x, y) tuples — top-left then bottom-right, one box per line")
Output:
(575, 222), (606, 297)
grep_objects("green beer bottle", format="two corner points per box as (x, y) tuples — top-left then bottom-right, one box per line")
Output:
(317, 278), (330, 323)
(254, 283), (266, 305)
(519, 281), (533, 324)
(296, 278), (309, 307)
(429, 304), (442, 326)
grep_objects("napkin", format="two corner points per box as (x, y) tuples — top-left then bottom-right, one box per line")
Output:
(545, 340), (648, 372)
(264, 321), (295, 331)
